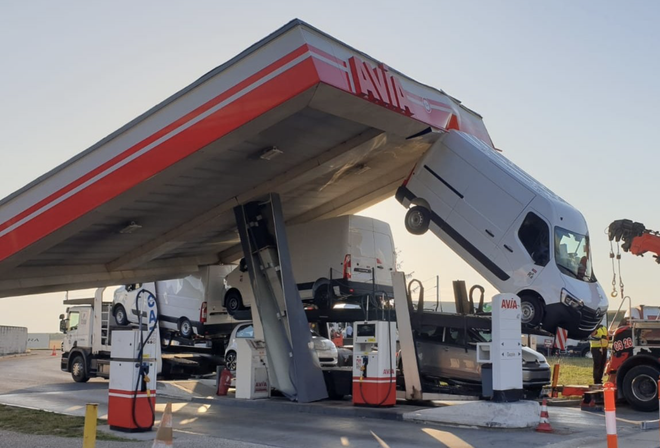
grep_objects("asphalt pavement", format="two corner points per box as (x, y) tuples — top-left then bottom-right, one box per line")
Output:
(3, 351), (660, 448)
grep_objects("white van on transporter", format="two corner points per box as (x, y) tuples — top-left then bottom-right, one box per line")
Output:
(395, 130), (608, 340)
(219, 215), (397, 313)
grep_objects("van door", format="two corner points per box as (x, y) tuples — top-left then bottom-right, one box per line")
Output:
(373, 231), (395, 288)
(493, 210), (551, 287)
(348, 225), (377, 285)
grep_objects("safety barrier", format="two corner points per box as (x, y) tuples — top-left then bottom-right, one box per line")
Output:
(536, 397), (553, 433)
(603, 382), (617, 448)
(153, 402), (174, 447)
(83, 403), (98, 448)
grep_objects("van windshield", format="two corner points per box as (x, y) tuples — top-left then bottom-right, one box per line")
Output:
(554, 227), (595, 282)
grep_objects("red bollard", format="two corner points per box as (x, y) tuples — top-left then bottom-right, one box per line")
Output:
(217, 368), (233, 396)
(603, 382), (617, 448)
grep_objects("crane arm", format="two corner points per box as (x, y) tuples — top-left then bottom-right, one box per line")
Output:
(608, 219), (660, 262)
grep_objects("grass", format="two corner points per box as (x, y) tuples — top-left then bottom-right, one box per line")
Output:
(547, 356), (594, 387)
(0, 404), (134, 441)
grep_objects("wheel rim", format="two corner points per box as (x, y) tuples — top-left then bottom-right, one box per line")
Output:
(116, 309), (125, 323)
(226, 352), (237, 371)
(631, 374), (658, 403)
(72, 359), (83, 377)
(521, 301), (534, 323)
(407, 210), (424, 229)
(228, 297), (238, 310)
(181, 320), (191, 336)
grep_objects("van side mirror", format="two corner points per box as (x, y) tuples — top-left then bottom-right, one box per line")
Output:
(59, 318), (68, 334)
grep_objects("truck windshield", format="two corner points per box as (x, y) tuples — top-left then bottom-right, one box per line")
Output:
(554, 227), (594, 282)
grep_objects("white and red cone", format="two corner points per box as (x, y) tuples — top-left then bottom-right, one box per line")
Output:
(152, 402), (173, 447)
(536, 397), (553, 433)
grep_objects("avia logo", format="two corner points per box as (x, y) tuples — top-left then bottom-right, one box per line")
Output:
(501, 298), (519, 309)
(348, 56), (413, 116)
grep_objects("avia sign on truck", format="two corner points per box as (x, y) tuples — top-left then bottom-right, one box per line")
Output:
(396, 130), (608, 340)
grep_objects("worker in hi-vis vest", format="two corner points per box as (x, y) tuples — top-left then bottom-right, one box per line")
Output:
(589, 324), (609, 385)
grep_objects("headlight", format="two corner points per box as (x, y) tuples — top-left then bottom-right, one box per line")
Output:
(560, 288), (584, 309)
(313, 339), (334, 350)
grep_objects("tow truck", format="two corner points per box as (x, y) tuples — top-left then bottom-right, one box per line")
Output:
(60, 287), (222, 383)
(606, 219), (660, 411)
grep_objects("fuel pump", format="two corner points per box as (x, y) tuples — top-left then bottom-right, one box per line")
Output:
(352, 320), (397, 407)
(108, 288), (159, 432)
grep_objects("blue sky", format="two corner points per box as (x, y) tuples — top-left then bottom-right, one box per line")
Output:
(1, 1), (659, 331)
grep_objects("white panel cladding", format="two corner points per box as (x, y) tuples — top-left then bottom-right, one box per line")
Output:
(0, 326), (27, 355)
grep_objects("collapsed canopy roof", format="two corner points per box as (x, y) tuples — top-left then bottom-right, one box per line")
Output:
(0, 19), (492, 298)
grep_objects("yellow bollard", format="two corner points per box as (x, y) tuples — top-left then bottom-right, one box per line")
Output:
(83, 403), (98, 448)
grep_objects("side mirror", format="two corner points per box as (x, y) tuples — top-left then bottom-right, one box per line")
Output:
(59, 314), (65, 320)
(59, 318), (68, 334)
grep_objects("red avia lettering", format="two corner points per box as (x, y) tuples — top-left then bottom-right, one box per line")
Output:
(501, 298), (518, 309)
(348, 56), (413, 116)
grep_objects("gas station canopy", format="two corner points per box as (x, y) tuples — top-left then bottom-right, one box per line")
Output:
(0, 19), (492, 298)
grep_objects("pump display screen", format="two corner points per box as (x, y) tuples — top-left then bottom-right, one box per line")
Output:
(356, 323), (376, 338)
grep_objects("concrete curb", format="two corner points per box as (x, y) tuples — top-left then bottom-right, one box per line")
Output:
(158, 380), (547, 427)
(403, 400), (541, 429)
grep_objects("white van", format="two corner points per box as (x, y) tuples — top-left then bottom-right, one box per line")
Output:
(218, 215), (397, 313)
(112, 265), (238, 338)
(396, 130), (608, 340)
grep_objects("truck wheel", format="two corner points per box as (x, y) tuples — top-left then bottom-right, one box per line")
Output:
(178, 318), (193, 339)
(71, 355), (89, 383)
(405, 206), (431, 235)
(313, 281), (334, 310)
(519, 294), (543, 326)
(113, 304), (128, 326)
(623, 365), (660, 412)
(225, 350), (237, 371)
(225, 290), (244, 315)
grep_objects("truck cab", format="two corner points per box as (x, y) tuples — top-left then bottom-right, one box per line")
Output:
(59, 291), (113, 383)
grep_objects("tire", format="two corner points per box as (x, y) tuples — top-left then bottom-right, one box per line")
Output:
(225, 290), (244, 316)
(519, 294), (544, 326)
(622, 365), (660, 412)
(405, 206), (431, 235)
(581, 346), (590, 357)
(225, 350), (237, 372)
(114, 304), (128, 326)
(523, 386), (543, 400)
(178, 317), (193, 339)
(313, 280), (334, 310)
(71, 355), (89, 383)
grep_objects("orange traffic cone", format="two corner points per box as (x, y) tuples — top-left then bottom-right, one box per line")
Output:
(51, 346), (57, 356)
(152, 402), (173, 447)
(536, 397), (554, 433)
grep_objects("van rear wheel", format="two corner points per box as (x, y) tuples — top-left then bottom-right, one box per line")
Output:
(178, 317), (193, 339)
(519, 294), (543, 326)
(225, 290), (244, 315)
(114, 304), (128, 326)
(405, 206), (430, 235)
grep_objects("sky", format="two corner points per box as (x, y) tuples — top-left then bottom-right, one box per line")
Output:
(0, 1), (659, 332)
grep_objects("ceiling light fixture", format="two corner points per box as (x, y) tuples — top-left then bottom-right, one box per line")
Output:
(259, 146), (283, 161)
(119, 221), (142, 234)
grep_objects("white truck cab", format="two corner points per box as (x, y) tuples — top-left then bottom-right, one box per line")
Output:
(396, 130), (608, 340)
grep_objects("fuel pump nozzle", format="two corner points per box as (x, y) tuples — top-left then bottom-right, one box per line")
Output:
(360, 355), (369, 380)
